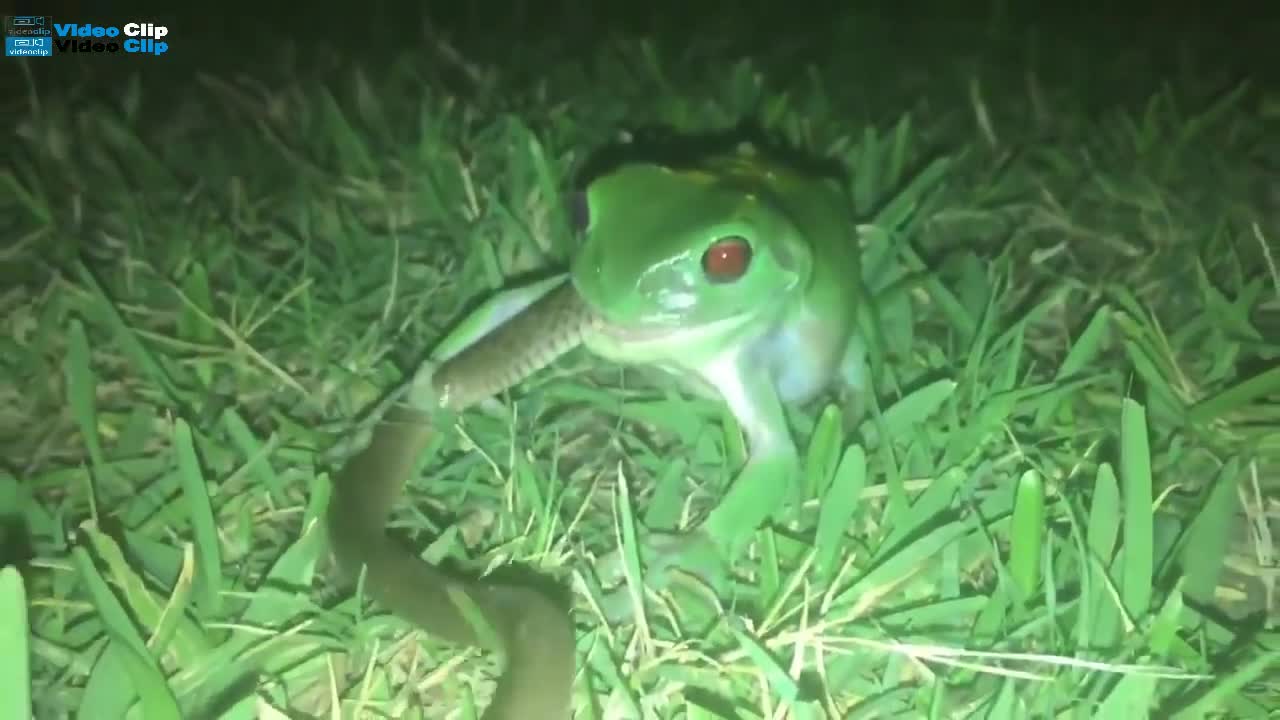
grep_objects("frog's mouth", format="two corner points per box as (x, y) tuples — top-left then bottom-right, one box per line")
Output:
(595, 320), (686, 343)
(593, 310), (755, 346)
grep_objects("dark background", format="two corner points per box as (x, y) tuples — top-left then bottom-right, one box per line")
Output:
(4, 0), (1279, 93)
(2, 0), (1278, 201)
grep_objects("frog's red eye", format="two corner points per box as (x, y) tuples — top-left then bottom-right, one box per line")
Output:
(701, 236), (752, 283)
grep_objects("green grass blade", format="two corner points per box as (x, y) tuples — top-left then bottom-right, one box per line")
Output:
(71, 542), (183, 718)
(814, 444), (867, 581)
(1008, 469), (1046, 602)
(0, 567), (31, 720)
(171, 418), (224, 617)
(1119, 398), (1154, 619)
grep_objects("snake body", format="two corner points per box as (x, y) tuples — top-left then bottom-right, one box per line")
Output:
(328, 282), (600, 719)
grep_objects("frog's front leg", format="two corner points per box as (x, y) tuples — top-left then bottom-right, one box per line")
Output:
(596, 352), (799, 611)
(699, 353), (800, 554)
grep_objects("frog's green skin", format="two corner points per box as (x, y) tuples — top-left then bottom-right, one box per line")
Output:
(575, 149), (866, 556)
(326, 145), (865, 720)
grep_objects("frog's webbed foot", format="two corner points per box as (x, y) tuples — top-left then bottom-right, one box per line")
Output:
(595, 528), (727, 623)
(594, 452), (800, 623)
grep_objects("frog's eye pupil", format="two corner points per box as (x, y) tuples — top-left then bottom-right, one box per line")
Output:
(569, 192), (590, 234)
(702, 236), (752, 283)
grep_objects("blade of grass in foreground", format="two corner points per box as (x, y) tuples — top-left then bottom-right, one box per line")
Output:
(814, 443), (867, 582)
(172, 418), (225, 618)
(0, 566), (31, 720)
(1008, 469), (1046, 603)
(1119, 398), (1154, 620)
(72, 541), (183, 719)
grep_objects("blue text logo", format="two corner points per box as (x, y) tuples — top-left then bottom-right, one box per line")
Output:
(5, 17), (171, 58)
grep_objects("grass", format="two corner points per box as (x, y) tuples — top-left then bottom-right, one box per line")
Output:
(2, 6), (1278, 719)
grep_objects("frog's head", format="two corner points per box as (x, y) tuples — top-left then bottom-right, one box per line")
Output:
(570, 163), (811, 338)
